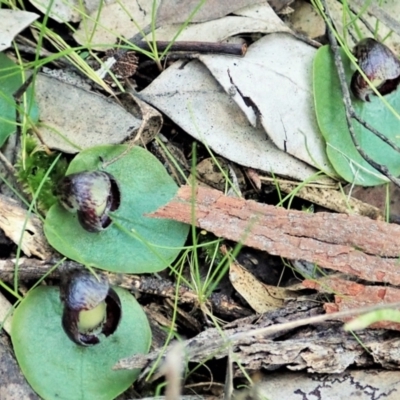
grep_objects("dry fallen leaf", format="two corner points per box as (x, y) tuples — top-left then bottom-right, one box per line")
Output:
(35, 73), (143, 153)
(229, 256), (286, 313)
(74, 1), (289, 49)
(140, 59), (323, 182)
(73, 0), (152, 48)
(152, 2), (291, 43)
(198, 33), (336, 175)
(29, 0), (82, 22)
(224, 245), (300, 313)
(157, 0), (265, 24)
(0, 10), (38, 51)
(287, 0), (325, 39)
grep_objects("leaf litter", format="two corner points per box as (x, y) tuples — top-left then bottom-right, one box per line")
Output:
(0, 10), (39, 52)
(3, 0), (400, 398)
(139, 58), (320, 181)
(198, 32), (336, 175)
(35, 73), (161, 153)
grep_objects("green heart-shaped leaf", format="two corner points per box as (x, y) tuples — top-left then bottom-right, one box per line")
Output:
(313, 45), (400, 186)
(11, 286), (151, 400)
(44, 145), (189, 273)
(0, 53), (39, 147)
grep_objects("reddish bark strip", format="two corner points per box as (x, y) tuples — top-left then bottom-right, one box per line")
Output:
(150, 185), (400, 285)
(304, 277), (400, 330)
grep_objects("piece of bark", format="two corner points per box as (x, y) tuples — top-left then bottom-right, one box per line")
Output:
(150, 186), (400, 285)
(0, 333), (39, 400)
(245, 370), (400, 400)
(115, 301), (400, 377)
(0, 258), (250, 319)
(0, 194), (53, 259)
(304, 277), (400, 330)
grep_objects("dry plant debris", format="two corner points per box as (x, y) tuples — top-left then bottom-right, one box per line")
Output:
(35, 74), (162, 153)
(3, 0), (400, 398)
(115, 300), (400, 376)
(246, 369), (400, 400)
(151, 185), (400, 327)
(0, 10), (38, 51)
(0, 194), (53, 259)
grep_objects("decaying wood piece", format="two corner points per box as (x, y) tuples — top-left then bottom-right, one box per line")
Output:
(0, 194), (53, 259)
(246, 370), (400, 400)
(150, 186), (400, 286)
(277, 182), (383, 219)
(115, 301), (400, 377)
(0, 258), (250, 320)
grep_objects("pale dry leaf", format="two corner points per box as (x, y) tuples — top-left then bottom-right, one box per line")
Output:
(73, 0), (156, 48)
(74, 0), (289, 48)
(139, 59), (323, 182)
(157, 0), (265, 24)
(0, 195), (53, 259)
(151, 15), (287, 43)
(198, 32), (337, 176)
(35, 73), (142, 153)
(0, 10), (39, 51)
(29, 0), (114, 23)
(229, 258), (288, 313)
(287, 0), (325, 39)
(152, 2), (291, 42)
(233, 1), (289, 22)
(29, 0), (81, 23)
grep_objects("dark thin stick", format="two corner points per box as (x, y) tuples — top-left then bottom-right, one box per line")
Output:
(13, 73), (34, 153)
(320, 0), (400, 187)
(126, 23), (246, 57)
(135, 40), (247, 56)
(13, 74), (34, 102)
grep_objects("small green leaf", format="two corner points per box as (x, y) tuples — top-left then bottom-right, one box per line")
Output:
(11, 286), (151, 400)
(0, 53), (39, 147)
(44, 145), (189, 273)
(313, 45), (400, 186)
